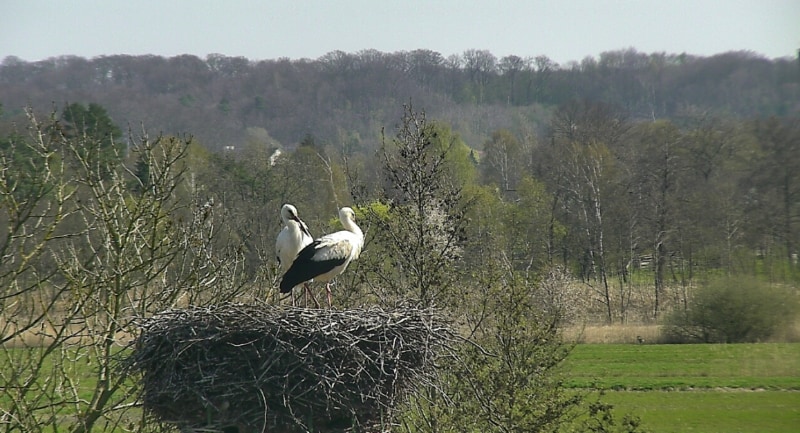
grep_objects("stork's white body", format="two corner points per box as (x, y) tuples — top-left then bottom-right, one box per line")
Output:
(275, 204), (313, 298)
(280, 207), (363, 305)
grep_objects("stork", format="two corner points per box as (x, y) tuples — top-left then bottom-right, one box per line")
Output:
(279, 207), (363, 307)
(275, 204), (315, 305)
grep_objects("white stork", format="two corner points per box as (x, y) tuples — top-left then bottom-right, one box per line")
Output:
(280, 207), (363, 307)
(275, 204), (314, 305)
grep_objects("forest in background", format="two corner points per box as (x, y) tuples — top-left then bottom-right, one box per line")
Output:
(1, 48), (798, 152)
(1, 48), (799, 325)
(1, 48), (799, 432)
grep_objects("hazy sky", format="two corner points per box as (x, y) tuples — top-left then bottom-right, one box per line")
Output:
(2, 0), (798, 65)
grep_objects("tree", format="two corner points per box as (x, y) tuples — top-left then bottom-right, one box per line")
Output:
(498, 55), (527, 105)
(506, 176), (562, 274)
(461, 49), (497, 103)
(626, 120), (684, 317)
(407, 49), (445, 89)
(530, 55), (557, 103)
(745, 117), (800, 278)
(59, 102), (124, 179)
(481, 129), (524, 193)
(0, 109), (247, 433)
(0, 110), (78, 433)
(437, 274), (580, 433)
(547, 100), (630, 323)
(398, 260), (634, 433)
(364, 105), (470, 306)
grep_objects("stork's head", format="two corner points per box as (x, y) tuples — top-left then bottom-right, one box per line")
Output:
(338, 207), (356, 222)
(280, 203), (299, 224)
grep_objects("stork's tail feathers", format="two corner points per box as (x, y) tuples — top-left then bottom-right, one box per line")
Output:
(280, 274), (302, 294)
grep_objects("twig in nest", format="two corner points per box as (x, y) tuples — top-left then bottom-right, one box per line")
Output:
(128, 302), (452, 432)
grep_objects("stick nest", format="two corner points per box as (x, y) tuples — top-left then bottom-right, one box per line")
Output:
(129, 303), (450, 432)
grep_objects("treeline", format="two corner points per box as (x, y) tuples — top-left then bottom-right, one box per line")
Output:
(1, 49), (798, 152)
(0, 48), (799, 324)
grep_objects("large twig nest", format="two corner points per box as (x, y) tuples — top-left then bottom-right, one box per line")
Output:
(129, 303), (450, 432)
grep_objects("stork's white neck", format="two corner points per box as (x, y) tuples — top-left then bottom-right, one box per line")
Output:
(341, 216), (363, 239)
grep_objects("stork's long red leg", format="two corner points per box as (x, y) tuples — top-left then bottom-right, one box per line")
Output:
(305, 282), (320, 308)
(326, 283), (333, 307)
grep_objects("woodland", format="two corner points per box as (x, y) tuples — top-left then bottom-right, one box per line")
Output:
(0, 48), (799, 432)
(2, 48), (797, 318)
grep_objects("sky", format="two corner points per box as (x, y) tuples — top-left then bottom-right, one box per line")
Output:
(1, 0), (798, 66)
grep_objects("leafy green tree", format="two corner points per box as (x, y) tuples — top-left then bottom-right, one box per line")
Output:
(398, 262), (625, 433)
(364, 105), (471, 306)
(447, 273), (579, 433)
(59, 102), (123, 179)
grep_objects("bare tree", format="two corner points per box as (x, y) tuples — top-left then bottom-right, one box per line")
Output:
(0, 109), (247, 433)
(548, 100), (629, 323)
(481, 129), (524, 193)
(747, 117), (800, 271)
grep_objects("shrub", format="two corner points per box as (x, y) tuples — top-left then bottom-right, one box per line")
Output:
(663, 276), (798, 343)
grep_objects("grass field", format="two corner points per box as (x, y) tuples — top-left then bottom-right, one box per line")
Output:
(4, 342), (798, 432)
(563, 343), (800, 433)
(599, 391), (800, 433)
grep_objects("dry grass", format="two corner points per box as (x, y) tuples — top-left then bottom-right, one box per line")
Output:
(564, 315), (800, 344)
(767, 317), (800, 343)
(564, 323), (663, 344)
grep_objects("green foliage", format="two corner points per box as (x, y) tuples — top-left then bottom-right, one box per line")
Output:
(366, 105), (470, 306)
(663, 276), (798, 343)
(179, 94), (195, 107)
(355, 200), (389, 221)
(59, 102), (124, 180)
(462, 176), (562, 277)
(449, 300), (578, 432)
(433, 123), (478, 187)
(60, 102), (122, 144)
(575, 396), (648, 433)
(217, 97), (231, 114)
(399, 274), (583, 433)
(0, 130), (58, 201)
(506, 176), (560, 271)
(481, 128), (524, 191)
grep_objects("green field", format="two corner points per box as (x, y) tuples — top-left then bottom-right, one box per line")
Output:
(4, 343), (799, 432)
(600, 391), (800, 433)
(563, 343), (800, 433)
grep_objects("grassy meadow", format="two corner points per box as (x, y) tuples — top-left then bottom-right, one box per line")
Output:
(599, 391), (800, 433)
(3, 340), (798, 432)
(563, 343), (800, 433)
